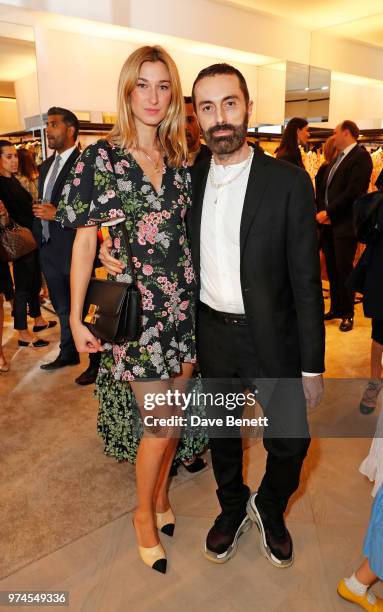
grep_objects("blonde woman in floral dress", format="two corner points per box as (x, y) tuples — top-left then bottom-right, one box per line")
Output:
(56, 46), (206, 574)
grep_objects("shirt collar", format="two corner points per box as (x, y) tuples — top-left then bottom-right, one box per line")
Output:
(341, 142), (357, 158)
(55, 144), (77, 164)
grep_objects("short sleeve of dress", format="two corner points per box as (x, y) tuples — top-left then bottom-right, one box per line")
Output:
(56, 139), (126, 228)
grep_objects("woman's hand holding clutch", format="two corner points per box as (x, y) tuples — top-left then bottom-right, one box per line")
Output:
(70, 318), (104, 354)
(99, 237), (126, 276)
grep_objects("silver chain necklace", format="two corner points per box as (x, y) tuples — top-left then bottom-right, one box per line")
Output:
(137, 148), (163, 174)
(209, 147), (254, 204)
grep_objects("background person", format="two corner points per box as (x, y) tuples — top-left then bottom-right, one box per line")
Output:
(317, 120), (373, 332)
(315, 135), (338, 211)
(337, 484), (383, 611)
(0, 140), (51, 348)
(33, 107), (100, 385)
(184, 95), (211, 166)
(16, 147), (39, 202)
(0, 200), (13, 371)
(276, 117), (309, 169)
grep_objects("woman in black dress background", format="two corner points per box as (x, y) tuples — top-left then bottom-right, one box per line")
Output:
(0, 200), (13, 371)
(0, 140), (53, 347)
(276, 116), (309, 168)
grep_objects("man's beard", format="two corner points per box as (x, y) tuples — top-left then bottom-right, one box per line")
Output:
(203, 115), (248, 155)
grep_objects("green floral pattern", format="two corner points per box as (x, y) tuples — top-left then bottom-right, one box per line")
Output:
(56, 139), (207, 463)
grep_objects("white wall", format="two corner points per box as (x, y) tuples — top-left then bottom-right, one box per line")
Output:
(311, 32), (383, 82)
(34, 27), (135, 112)
(2, 0), (383, 82)
(256, 64), (285, 124)
(14, 71), (40, 126)
(328, 79), (383, 126)
(33, 26), (258, 122)
(1, 1), (383, 129)
(0, 97), (20, 133)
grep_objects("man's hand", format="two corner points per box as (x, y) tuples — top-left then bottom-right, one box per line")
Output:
(316, 210), (331, 225)
(33, 203), (56, 221)
(99, 237), (126, 276)
(302, 374), (324, 411)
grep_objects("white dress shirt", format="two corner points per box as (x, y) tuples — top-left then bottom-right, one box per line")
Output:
(200, 151), (253, 314)
(339, 141), (357, 163)
(43, 145), (77, 200)
(200, 149), (320, 377)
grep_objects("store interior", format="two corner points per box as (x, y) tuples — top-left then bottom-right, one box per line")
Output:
(1, 1), (383, 610)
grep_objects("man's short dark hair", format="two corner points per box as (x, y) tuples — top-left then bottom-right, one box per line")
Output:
(47, 107), (79, 141)
(341, 120), (359, 140)
(184, 96), (192, 104)
(192, 63), (250, 109)
(0, 139), (13, 155)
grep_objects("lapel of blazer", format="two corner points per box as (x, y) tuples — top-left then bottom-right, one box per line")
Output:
(190, 160), (210, 281)
(51, 148), (80, 204)
(329, 144), (360, 184)
(240, 151), (270, 257)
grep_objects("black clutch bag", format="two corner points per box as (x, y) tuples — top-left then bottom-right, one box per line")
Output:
(83, 218), (142, 344)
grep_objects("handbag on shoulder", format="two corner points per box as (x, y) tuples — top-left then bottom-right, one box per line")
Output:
(83, 218), (142, 343)
(0, 216), (37, 262)
(82, 142), (142, 343)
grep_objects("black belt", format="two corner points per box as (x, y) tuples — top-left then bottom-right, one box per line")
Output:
(199, 301), (248, 326)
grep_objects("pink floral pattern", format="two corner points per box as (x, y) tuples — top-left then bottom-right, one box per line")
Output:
(56, 139), (196, 381)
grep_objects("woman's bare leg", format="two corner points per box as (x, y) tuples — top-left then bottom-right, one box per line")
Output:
(154, 363), (195, 513)
(130, 379), (176, 548)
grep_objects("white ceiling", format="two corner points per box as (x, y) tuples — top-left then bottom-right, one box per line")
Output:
(0, 37), (36, 81)
(215, 0), (383, 47)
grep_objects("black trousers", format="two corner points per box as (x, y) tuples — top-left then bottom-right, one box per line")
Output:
(39, 243), (78, 359)
(197, 305), (310, 523)
(321, 226), (357, 317)
(13, 249), (42, 330)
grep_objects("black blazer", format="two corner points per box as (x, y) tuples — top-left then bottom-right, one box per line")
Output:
(352, 193), (383, 318)
(325, 145), (372, 238)
(315, 161), (330, 212)
(34, 148), (80, 269)
(189, 151), (325, 377)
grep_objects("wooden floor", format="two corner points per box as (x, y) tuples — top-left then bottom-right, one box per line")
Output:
(0, 297), (382, 612)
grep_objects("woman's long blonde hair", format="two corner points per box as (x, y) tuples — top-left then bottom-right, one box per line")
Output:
(109, 45), (187, 167)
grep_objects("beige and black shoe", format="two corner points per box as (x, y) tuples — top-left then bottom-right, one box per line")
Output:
(156, 508), (175, 537)
(132, 519), (167, 574)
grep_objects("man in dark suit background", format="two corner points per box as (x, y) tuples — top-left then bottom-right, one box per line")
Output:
(184, 96), (211, 166)
(317, 120), (373, 332)
(33, 107), (100, 384)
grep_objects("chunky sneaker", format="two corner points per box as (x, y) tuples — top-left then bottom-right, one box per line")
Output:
(204, 512), (252, 564)
(360, 380), (383, 415)
(337, 579), (383, 611)
(247, 492), (294, 568)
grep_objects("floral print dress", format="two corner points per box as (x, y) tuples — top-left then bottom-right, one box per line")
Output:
(56, 139), (207, 463)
